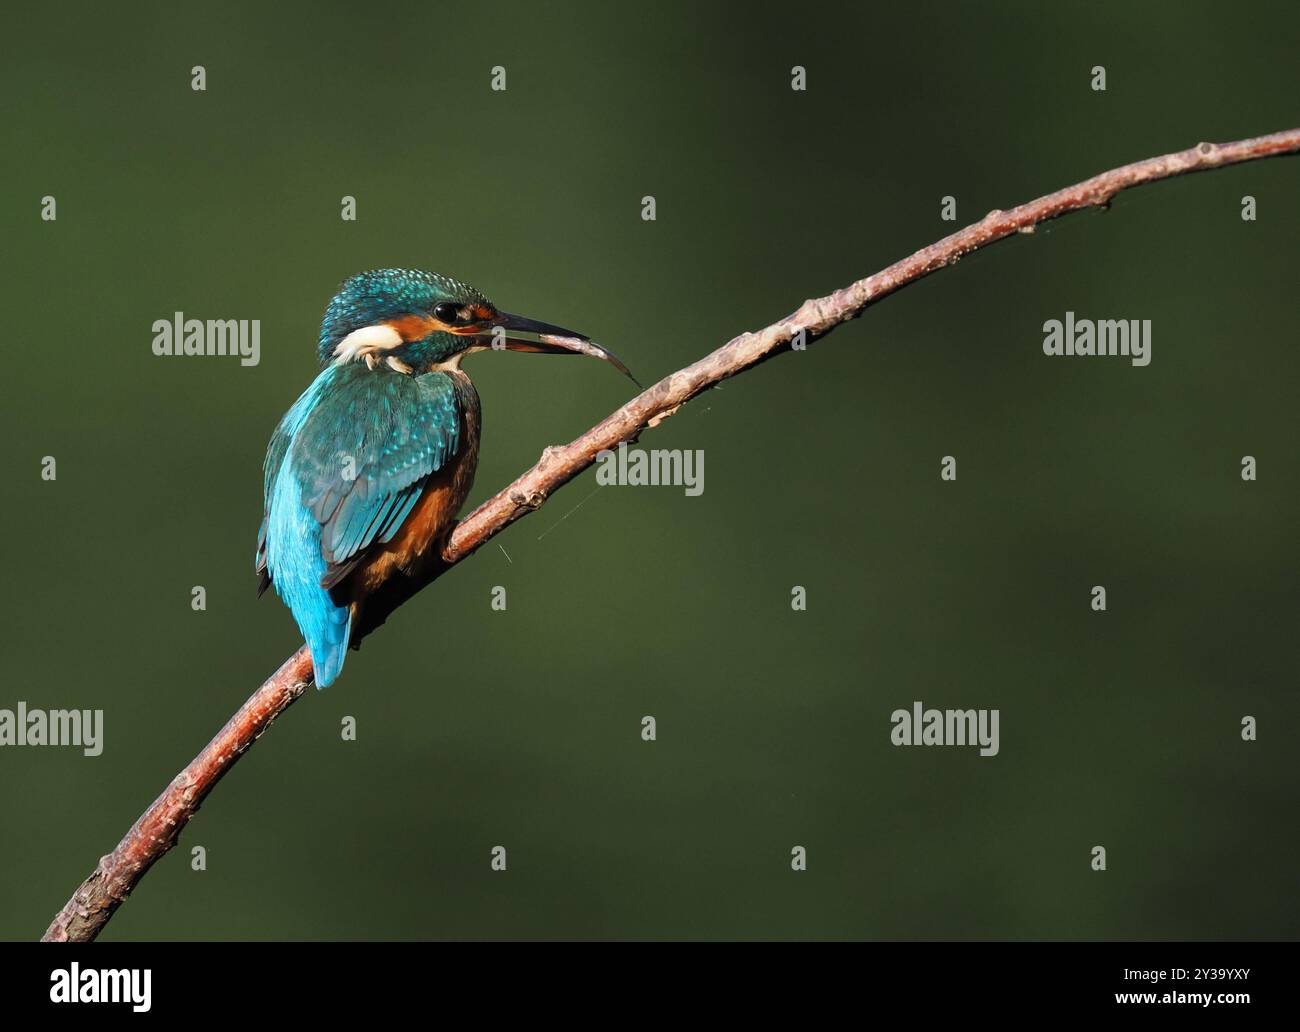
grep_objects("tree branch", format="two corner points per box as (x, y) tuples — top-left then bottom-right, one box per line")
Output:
(41, 128), (1300, 942)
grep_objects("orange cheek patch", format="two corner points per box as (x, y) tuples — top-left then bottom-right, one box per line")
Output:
(387, 314), (442, 342)
(387, 307), (495, 340)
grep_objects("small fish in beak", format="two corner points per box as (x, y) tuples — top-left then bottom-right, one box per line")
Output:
(491, 311), (642, 388)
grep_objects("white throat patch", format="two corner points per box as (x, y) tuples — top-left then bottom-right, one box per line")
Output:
(333, 324), (403, 367)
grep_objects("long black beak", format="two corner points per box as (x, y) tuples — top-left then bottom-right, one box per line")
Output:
(492, 311), (641, 388)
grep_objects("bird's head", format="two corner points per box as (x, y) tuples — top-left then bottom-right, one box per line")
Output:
(317, 268), (638, 384)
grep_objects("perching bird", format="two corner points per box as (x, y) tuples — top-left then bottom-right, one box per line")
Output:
(257, 269), (637, 687)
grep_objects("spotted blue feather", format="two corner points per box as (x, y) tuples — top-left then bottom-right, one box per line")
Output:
(258, 362), (462, 686)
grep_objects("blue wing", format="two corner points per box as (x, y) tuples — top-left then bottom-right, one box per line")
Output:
(258, 363), (462, 687)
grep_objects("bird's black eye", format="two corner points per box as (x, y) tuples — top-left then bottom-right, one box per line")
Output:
(433, 302), (462, 324)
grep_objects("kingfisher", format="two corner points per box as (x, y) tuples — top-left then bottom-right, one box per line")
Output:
(256, 269), (637, 687)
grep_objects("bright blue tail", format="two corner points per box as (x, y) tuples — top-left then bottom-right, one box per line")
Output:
(266, 469), (353, 688)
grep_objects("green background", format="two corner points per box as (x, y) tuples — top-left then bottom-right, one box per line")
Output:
(2, 0), (1297, 940)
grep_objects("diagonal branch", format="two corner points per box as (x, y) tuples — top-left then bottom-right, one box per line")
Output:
(40, 127), (1300, 942)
